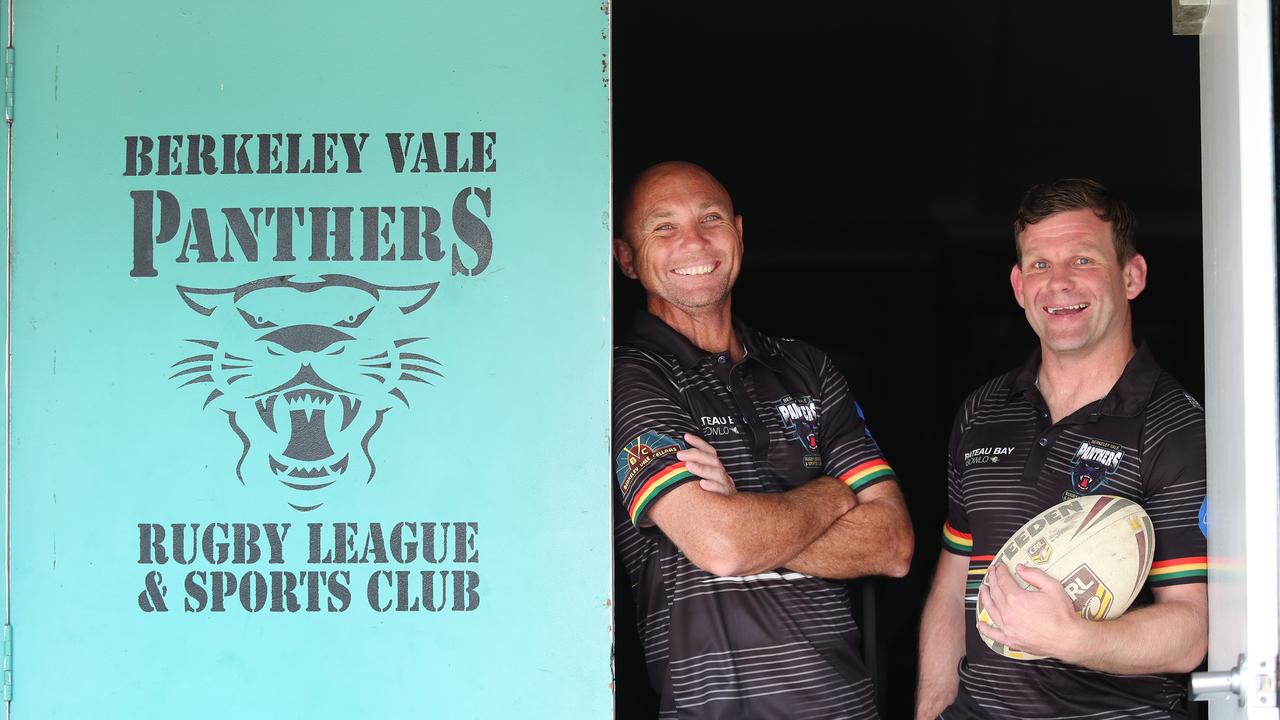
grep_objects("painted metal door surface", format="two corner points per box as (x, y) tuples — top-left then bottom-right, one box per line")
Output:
(5, 1), (612, 716)
(1197, 0), (1279, 716)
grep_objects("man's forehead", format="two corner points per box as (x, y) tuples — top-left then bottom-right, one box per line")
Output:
(638, 192), (730, 218)
(1020, 209), (1114, 247)
(630, 168), (733, 219)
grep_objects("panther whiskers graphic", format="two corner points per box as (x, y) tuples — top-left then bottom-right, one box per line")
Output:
(169, 274), (441, 511)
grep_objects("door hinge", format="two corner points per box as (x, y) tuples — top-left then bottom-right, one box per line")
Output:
(1191, 653), (1278, 707)
(3, 46), (13, 122)
(3, 623), (12, 702)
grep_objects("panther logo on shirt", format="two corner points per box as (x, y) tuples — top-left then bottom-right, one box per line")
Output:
(1069, 438), (1124, 494)
(775, 395), (821, 468)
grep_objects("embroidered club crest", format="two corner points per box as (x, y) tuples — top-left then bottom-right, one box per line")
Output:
(615, 431), (685, 494)
(1070, 438), (1124, 494)
(775, 394), (821, 468)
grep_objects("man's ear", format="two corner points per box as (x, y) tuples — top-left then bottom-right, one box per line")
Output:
(613, 238), (638, 279)
(1010, 264), (1026, 309)
(1123, 253), (1148, 300)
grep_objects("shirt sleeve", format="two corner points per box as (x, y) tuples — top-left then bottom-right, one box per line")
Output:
(941, 403), (974, 556)
(612, 351), (703, 528)
(1141, 399), (1208, 587)
(814, 352), (897, 494)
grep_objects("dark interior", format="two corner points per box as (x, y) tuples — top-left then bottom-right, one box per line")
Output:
(612, 3), (1205, 717)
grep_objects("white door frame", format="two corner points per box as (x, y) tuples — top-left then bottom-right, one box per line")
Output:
(1196, 0), (1279, 716)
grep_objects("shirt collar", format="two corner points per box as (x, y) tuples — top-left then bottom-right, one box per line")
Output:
(625, 311), (783, 372)
(734, 319), (785, 372)
(1009, 340), (1160, 418)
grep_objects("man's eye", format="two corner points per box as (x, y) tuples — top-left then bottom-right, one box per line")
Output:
(701, 213), (721, 222)
(654, 223), (674, 232)
(1075, 257), (1092, 265)
(1032, 260), (1048, 270)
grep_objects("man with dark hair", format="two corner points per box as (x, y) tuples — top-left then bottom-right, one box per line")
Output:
(1013, 178), (1139, 264)
(612, 161), (913, 719)
(915, 178), (1208, 719)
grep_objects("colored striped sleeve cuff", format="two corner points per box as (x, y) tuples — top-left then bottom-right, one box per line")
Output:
(966, 555), (995, 590)
(1149, 556), (1208, 584)
(626, 462), (695, 527)
(942, 521), (973, 555)
(838, 459), (894, 492)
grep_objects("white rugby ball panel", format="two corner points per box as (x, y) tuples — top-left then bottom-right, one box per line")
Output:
(975, 495), (1155, 661)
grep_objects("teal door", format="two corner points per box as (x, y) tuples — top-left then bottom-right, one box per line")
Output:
(6, 1), (612, 716)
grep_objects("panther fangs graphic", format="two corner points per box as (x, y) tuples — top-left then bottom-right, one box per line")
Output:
(170, 275), (440, 511)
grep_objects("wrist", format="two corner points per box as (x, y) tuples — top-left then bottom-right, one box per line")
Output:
(1058, 615), (1101, 666)
(826, 475), (859, 512)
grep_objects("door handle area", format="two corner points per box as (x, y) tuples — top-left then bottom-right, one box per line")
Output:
(1192, 654), (1277, 707)
(1191, 655), (1244, 704)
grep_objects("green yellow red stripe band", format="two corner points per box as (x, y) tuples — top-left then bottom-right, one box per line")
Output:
(965, 557), (995, 588)
(628, 462), (694, 525)
(1150, 556), (1208, 582)
(942, 521), (973, 554)
(840, 459), (893, 491)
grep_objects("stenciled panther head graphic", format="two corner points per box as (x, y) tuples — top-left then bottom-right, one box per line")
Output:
(170, 274), (440, 511)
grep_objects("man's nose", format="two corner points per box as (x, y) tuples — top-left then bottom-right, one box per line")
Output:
(1049, 263), (1076, 289)
(677, 223), (714, 247)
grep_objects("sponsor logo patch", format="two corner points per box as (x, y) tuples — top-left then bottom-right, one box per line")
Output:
(615, 431), (685, 494)
(699, 415), (741, 437)
(963, 446), (1015, 467)
(1063, 563), (1114, 620)
(775, 395), (821, 468)
(1070, 438), (1124, 494)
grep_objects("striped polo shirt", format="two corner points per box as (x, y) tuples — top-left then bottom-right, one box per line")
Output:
(613, 311), (896, 719)
(940, 343), (1207, 720)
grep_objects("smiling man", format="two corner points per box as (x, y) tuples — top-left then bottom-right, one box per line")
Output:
(915, 179), (1208, 720)
(611, 161), (913, 719)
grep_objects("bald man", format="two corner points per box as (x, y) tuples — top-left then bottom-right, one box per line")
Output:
(612, 162), (913, 719)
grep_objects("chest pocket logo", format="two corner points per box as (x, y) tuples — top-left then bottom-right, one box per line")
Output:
(775, 395), (822, 467)
(1070, 438), (1124, 494)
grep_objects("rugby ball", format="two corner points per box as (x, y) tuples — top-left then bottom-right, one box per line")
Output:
(975, 494), (1155, 660)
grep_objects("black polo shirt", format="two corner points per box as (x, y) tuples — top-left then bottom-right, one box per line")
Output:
(613, 311), (895, 720)
(940, 344), (1207, 720)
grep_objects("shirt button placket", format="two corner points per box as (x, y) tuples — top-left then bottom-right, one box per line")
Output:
(1024, 409), (1054, 483)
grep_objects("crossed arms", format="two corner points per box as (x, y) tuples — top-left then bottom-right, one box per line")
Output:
(645, 434), (914, 580)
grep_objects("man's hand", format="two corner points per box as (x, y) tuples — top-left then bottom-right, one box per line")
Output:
(915, 550), (969, 720)
(677, 433), (736, 496)
(783, 482), (903, 579)
(976, 563), (1208, 673)
(976, 563), (1086, 661)
(646, 446), (856, 577)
